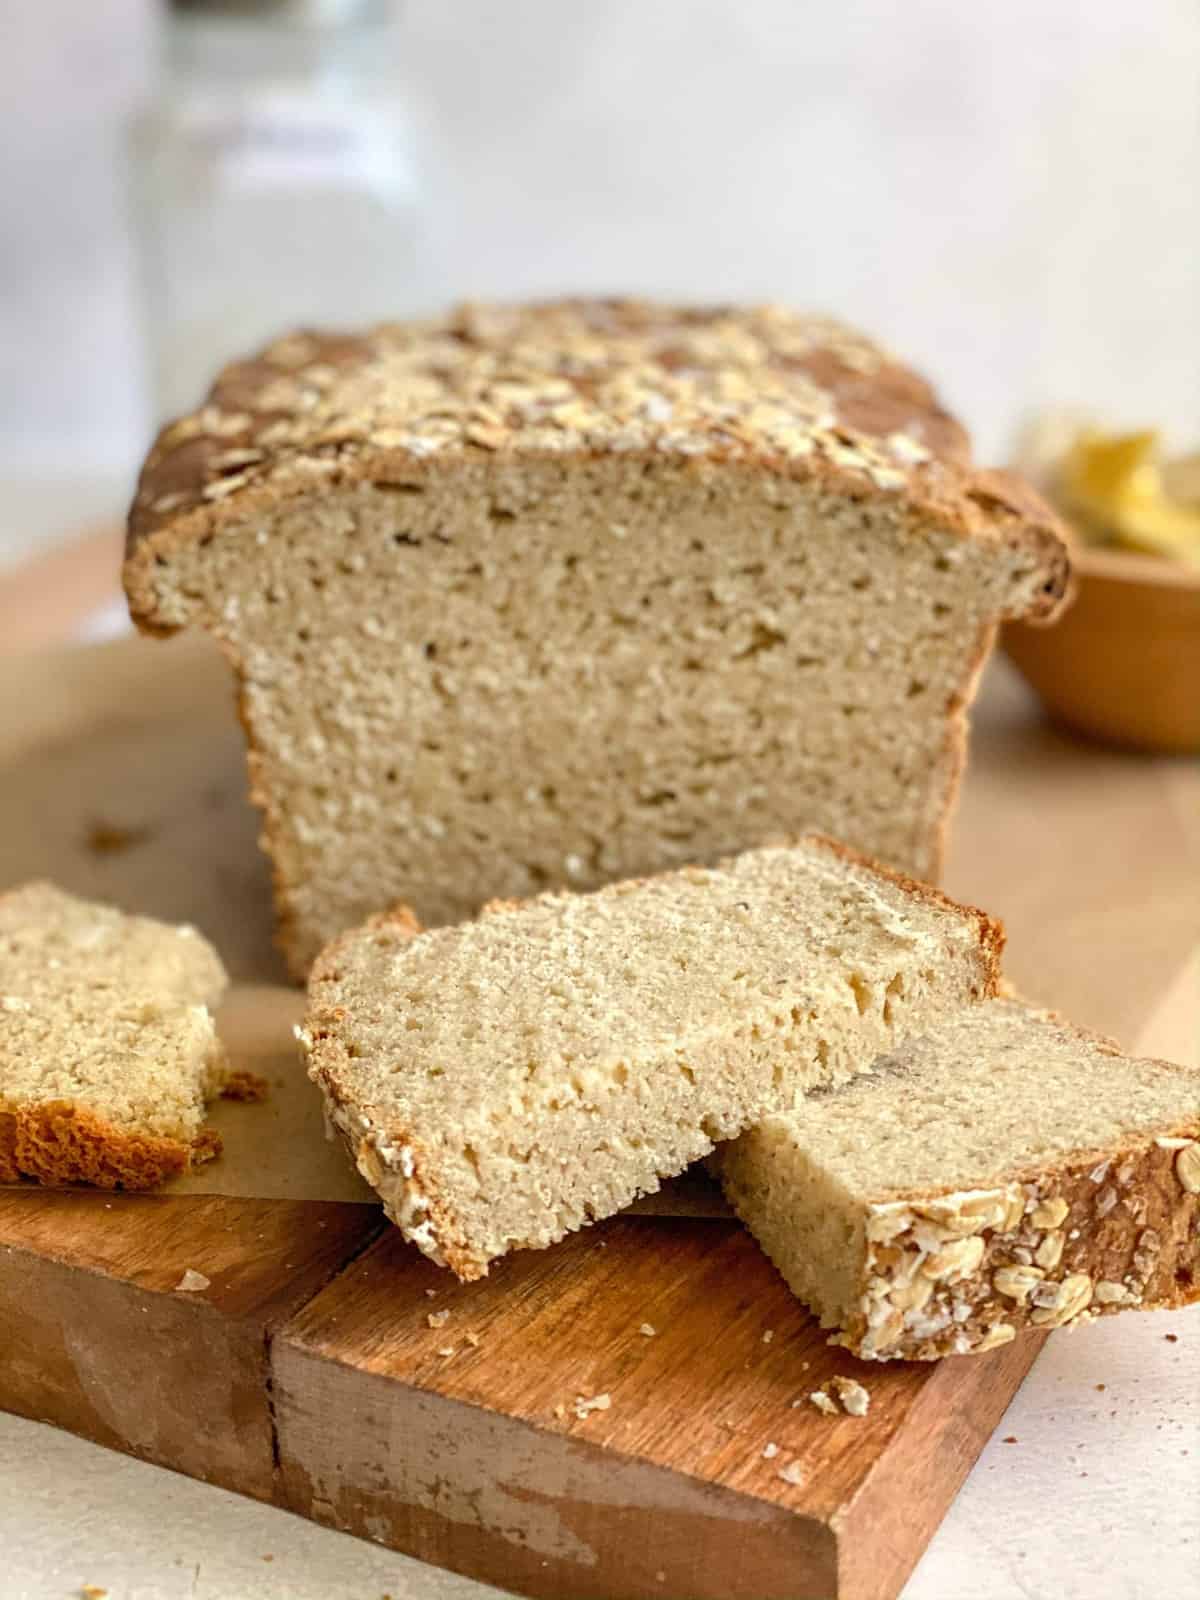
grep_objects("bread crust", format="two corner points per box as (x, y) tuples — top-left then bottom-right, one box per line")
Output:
(837, 1121), (1200, 1361)
(722, 1000), (1199, 1361)
(122, 300), (1071, 631)
(304, 903), (488, 1278)
(802, 833), (1006, 997)
(0, 1099), (218, 1190)
(923, 618), (998, 884)
(0, 882), (235, 1187)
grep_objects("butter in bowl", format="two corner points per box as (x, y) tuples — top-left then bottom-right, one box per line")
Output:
(1003, 418), (1200, 754)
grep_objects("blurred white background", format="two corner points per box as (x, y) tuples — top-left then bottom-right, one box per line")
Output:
(1, 0), (1198, 561)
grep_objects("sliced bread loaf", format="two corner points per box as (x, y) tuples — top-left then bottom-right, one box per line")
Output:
(0, 883), (230, 1188)
(717, 998), (1200, 1360)
(301, 837), (1003, 1280)
(124, 300), (1069, 976)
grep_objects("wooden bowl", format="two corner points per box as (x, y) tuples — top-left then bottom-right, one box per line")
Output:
(1003, 545), (1200, 754)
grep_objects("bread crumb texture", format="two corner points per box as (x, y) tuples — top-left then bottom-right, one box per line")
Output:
(0, 882), (229, 1189)
(806, 1379), (870, 1416)
(573, 1393), (612, 1420)
(719, 998), (1200, 1359)
(124, 299), (1069, 976)
(302, 837), (1000, 1280)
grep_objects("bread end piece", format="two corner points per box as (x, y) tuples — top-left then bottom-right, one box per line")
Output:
(833, 1124), (1200, 1360)
(719, 1001), (1199, 1360)
(0, 1096), (221, 1190)
(0, 882), (232, 1190)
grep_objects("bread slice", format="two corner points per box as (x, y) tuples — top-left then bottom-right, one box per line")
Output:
(0, 883), (230, 1188)
(717, 998), (1200, 1360)
(123, 300), (1069, 977)
(300, 837), (1003, 1280)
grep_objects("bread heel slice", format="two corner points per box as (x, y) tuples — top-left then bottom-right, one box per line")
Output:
(0, 882), (230, 1190)
(717, 998), (1200, 1359)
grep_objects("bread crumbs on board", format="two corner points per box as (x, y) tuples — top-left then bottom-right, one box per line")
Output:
(173, 1269), (210, 1293)
(573, 1393), (612, 1420)
(831, 1376), (871, 1416)
(807, 1378), (871, 1416)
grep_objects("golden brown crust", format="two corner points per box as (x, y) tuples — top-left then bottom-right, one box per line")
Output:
(803, 833), (1006, 996)
(305, 901), (489, 1279)
(306, 903), (485, 1277)
(824, 1005), (1200, 1359)
(840, 1127), (1200, 1360)
(320, 1103), (484, 1282)
(307, 900), (424, 988)
(122, 299), (1071, 630)
(0, 1099), (202, 1190)
(923, 619), (999, 883)
(222, 647), (310, 982)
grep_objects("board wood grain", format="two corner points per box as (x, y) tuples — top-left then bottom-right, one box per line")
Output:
(273, 1215), (1043, 1600)
(0, 1192), (381, 1501)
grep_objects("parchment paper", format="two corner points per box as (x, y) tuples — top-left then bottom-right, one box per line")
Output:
(188, 984), (732, 1213)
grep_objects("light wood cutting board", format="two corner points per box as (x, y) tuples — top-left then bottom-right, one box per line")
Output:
(0, 632), (1196, 1600)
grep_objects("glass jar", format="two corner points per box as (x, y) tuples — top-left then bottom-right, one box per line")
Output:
(129, 0), (423, 422)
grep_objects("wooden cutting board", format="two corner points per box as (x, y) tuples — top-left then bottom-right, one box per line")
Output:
(0, 632), (1196, 1600)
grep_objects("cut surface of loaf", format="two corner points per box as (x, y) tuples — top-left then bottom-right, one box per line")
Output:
(124, 300), (1069, 976)
(0, 882), (230, 1188)
(717, 998), (1200, 1360)
(301, 838), (1003, 1280)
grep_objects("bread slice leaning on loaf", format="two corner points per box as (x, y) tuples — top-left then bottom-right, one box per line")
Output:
(123, 299), (1069, 977)
(300, 837), (1004, 1281)
(0, 883), (230, 1189)
(717, 998), (1200, 1360)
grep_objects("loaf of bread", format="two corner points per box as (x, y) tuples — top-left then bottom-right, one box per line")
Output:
(0, 883), (230, 1188)
(717, 999), (1200, 1359)
(300, 837), (1003, 1280)
(124, 300), (1069, 976)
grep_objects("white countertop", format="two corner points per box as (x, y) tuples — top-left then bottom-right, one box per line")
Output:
(5, 1300), (1197, 1600)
